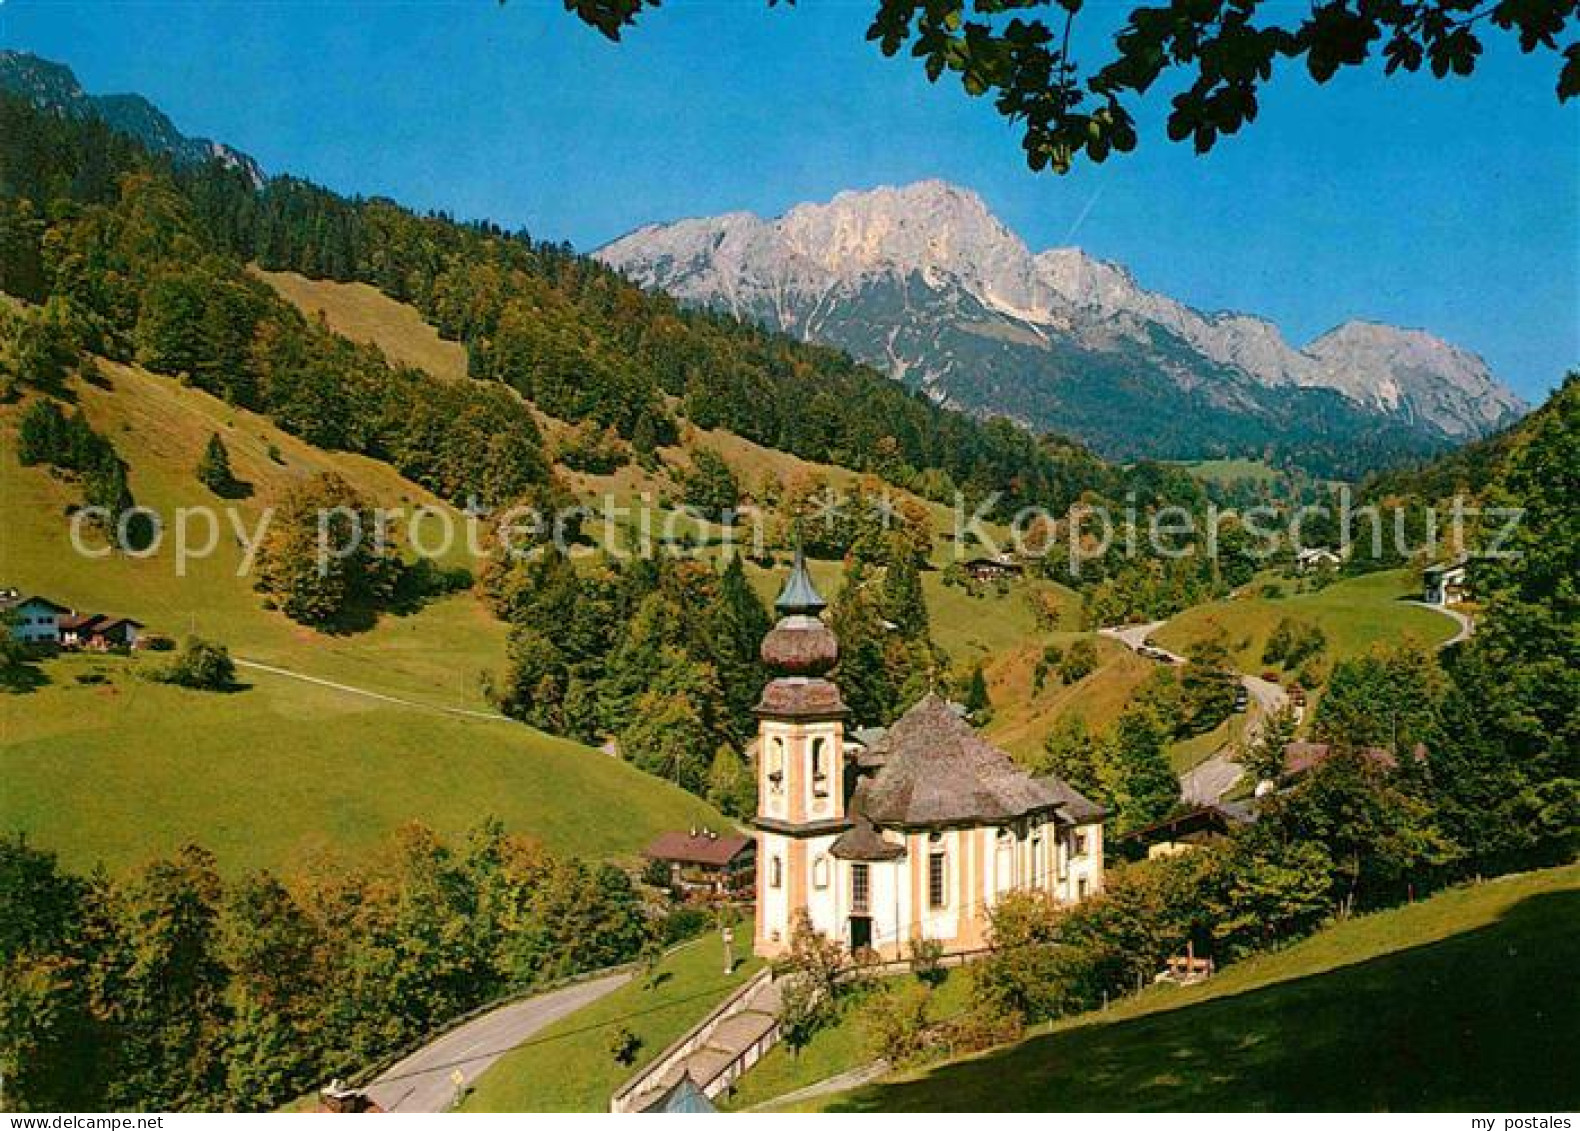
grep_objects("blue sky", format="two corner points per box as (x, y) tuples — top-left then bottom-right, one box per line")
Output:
(2, 1), (1575, 401)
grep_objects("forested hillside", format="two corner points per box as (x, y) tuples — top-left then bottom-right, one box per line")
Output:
(0, 92), (1135, 519)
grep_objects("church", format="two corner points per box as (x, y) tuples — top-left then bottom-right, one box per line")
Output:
(753, 549), (1107, 960)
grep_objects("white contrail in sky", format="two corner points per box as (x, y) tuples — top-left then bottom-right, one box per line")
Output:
(1064, 185), (1105, 243)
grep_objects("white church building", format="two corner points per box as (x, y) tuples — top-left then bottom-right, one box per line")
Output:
(752, 551), (1106, 960)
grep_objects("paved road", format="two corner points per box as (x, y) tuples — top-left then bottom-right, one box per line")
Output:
(1180, 675), (1288, 805)
(1406, 600), (1476, 647)
(363, 972), (631, 1112)
(1098, 621), (1185, 664)
(234, 658), (509, 723)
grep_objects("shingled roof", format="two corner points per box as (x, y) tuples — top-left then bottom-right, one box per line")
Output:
(644, 830), (754, 867)
(859, 693), (1098, 828)
(1036, 774), (1108, 824)
(830, 782), (908, 861)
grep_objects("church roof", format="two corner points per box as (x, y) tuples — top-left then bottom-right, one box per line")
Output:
(774, 543), (827, 616)
(830, 782), (908, 861)
(1035, 774), (1108, 825)
(760, 614), (838, 674)
(859, 693), (1100, 828)
(754, 676), (848, 719)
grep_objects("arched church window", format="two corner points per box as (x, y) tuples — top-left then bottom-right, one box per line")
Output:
(811, 736), (829, 798)
(812, 855), (829, 889)
(767, 737), (785, 794)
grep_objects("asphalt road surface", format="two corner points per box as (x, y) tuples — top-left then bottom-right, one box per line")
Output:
(1098, 621), (1185, 664)
(363, 971), (632, 1112)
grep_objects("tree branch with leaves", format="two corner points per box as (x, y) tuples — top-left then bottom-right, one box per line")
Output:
(555, 0), (1579, 172)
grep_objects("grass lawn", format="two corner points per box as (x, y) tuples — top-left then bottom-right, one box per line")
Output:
(810, 863), (1580, 1111)
(1153, 570), (1455, 673)
(722, 970), (973, 1111)
(461, 934), (763, 1112)
(1167, 458), (1282, 486)
(0, 653), (725, 875)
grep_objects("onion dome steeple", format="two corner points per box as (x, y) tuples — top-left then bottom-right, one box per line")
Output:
(774, 539), (827, 617)
(760, 538), (839, 679)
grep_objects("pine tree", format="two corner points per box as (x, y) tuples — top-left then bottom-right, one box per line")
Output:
(1111, 700), (1179, 832)
(708, 554), (770, 739)
(196, 432), (235, 495)
(963, 665), (992, 722)
(16, 399), (67, 465)
(705, 744), (756, 818)
(880, 542), (929, 640)
(631, 408), (660, 467)
(829, 568), (894, 726)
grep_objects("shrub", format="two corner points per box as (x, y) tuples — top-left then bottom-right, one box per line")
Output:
(937, 998), (1025, 1058)
(660, 907), (710, 946)
(557, 421), (630, 474)
(153, 636), (237, 691)
(607, 1025), (641, 1066)
(1059, 638), (1098, 683)
(1263, 616), (1326, 669)
(863, 981), (934, 1066)
(907, 935), (948, 988)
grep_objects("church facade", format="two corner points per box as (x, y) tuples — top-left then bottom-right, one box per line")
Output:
(753, 551), (1106, 960)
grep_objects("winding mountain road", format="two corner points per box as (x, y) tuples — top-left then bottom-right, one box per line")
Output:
(363, 972), (632, 1112)
(1097, 621), (1185, 664)
(1180, 674), (1287, 805)
(1102, 622), (1288, 806)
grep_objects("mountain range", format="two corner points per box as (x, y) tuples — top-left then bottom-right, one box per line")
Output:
(0, 50), (264, 186)
(598, 181), (1526, 469)
(0, 50), (1524, 477)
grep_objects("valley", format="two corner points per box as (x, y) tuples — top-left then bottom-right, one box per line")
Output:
(0, 47), (1572, 1118)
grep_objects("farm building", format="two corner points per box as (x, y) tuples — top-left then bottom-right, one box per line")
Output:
(644, 829), (756, 899)
(1422, 559), (1469, 606)
(59, 613), (145, 651)
(1, 591), (71, 646)
(962, 556), (1025, 582)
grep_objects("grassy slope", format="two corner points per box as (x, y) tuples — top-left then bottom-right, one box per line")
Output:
(981, 635), (1154, 761)
(461, 933), (763, 1112)
(722, 972), (972, 1111)
(253, 269), (470, 383)
(2, 653), (723, 875)
(0, 359), (727, 873)
(0, 359), (503, 707)
(810, 864), (1580, 1111)
(1167, 457), (1281, 485)
(1153, 570), (1455, 674)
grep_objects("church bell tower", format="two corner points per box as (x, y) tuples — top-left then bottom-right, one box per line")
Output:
(753, 543), (848, 956)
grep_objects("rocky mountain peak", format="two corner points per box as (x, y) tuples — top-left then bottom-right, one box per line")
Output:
(597, 180), (1527, 461)
(0, 50), (264, 187)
